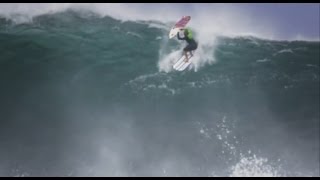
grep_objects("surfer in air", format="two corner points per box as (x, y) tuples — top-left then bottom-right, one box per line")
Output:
(177, 28), (198, 62)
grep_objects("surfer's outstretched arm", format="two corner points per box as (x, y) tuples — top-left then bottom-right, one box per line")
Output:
(177, 32), (186, 40)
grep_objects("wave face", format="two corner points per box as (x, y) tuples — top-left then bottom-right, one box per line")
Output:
(0, 11), (319, 177)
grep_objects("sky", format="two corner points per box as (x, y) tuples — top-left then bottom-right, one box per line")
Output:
(233, 3), (319, 40)
(0, 3), (319, 41)
(180, 3), (319, 40)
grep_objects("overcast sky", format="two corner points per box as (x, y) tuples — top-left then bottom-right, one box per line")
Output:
(180, 3), (319, 40)
(232, 3), (319, 40)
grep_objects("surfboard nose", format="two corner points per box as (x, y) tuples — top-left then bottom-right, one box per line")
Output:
(169, 16), (191, 39)
(169, 27), (179, 39)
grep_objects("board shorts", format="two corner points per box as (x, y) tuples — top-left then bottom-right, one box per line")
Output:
(184, 42), (198, 52)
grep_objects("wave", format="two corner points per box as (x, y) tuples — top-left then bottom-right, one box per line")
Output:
(0, 10), (319, 177)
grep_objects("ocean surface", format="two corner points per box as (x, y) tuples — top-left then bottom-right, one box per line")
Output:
(0, 10), (319, 176)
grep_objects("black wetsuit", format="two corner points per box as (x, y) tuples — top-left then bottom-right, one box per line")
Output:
(177, 31), (198, 52)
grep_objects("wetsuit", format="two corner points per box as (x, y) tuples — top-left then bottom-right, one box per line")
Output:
(177, 28), (198, 52)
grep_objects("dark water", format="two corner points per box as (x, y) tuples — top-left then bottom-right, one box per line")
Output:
(0, 11), (319, 176)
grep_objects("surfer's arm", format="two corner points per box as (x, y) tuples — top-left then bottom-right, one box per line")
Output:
(177, 32), (186, 40)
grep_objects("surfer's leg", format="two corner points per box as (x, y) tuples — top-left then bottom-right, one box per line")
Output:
(184, 51), (189, 62)
(184, 45), (193, 62)
(183, 47), (189, 62)
(190, 43), (197, 56)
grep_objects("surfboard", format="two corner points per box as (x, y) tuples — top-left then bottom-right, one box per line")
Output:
(169, 16), (191, 39)
(173, 53), (193, 71)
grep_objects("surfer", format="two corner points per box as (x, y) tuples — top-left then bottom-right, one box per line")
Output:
(177, 28), (198, 62)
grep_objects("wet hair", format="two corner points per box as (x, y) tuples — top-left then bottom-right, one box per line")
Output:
(184, 28), (193, 39)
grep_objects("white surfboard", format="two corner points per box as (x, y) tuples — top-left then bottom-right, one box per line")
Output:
(169, 27), (180, 39)
(173, 53), (193, 71)
(169, 16), (191, 39)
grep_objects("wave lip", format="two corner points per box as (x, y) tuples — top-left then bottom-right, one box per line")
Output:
(0, 3), (319, 41)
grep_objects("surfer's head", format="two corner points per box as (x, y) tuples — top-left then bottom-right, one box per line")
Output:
(184, 28), (193, 39)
